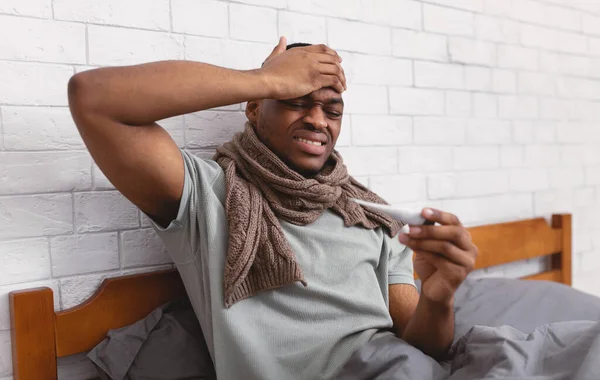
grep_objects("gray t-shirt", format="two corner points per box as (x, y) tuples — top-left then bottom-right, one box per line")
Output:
(148, 149), (416, 380)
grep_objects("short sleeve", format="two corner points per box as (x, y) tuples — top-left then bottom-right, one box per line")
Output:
(145, 148), (223, 265)
(386, 232), (417, 288)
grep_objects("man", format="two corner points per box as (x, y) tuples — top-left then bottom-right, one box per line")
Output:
(68, 37), (478, 379)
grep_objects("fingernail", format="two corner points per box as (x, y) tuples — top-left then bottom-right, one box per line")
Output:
(423, 208), (434, 217)
(409, 226), (421, 235)
(399, 233), (409, 243)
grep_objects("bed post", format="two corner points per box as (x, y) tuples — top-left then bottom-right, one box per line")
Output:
(9, 287), (58, 380)
(552, 214), (572, 286)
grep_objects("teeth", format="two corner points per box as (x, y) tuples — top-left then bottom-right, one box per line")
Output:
(296, 137), (323, 146)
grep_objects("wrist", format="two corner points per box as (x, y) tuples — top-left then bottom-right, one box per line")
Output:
(419, 294), (454, 313)
(246, 68), (274, 99)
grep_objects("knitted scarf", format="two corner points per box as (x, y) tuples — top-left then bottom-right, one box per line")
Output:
(213, 122), (402, 308)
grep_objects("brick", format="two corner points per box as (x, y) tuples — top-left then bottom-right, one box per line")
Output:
(278, 11), (326, 44)
(0, 0), (50, 17)
(550, 166), (585, 188)
(51, 233), (119, 277)
(370, 174), (427, 203)
(556, 122), (592, 143)
(474, 15), (520, 43)
(0, 15), (85, 64)
(0, 61), (72, 106)
(361, 0), (422, 29)
(343, 85), (388, 114)
(492, 69), (516, 93)
(445, 91), (471, 117)
(540, 98), (568, 121)
(0, 238), (50, 286)
(532, 121), (556, 143)
(509, 168), (549, 191)
(441, 193), (533, 227)
(185, 111), (246, 148)
(415, 61), (464, 90)
(449, 37), (495, 66)
(423, 4), (474, 36)
(414, 117), (466, 145)
(500, 146), (524, 168)
(473, 93), (497, 118)
(521, 24), (587, 55)
(453, 146), (500, 170)
(483, 0), (511, 16)
(2, 106), (84, 150)
(524, 145), (560, 166)
(328, 18), (391, 55)
(234, 0), (286, 7)
(586, 166), (600, 184)
(336, 147), (397, 176)
(466, 119), (510, 144)
(589, 38), (600, 57)
(230, 3), (277, 43)
(184, 37), (273, 71)
(429, 170), (508, 199)
(583, 14), (600, 36)
(75, 191), (139, 233)
(158, 115), (185, 148)
(93, 162), (115, 190)
(0, 330), (10, 377)
(172, 0), (228, 38)
(0, 152), (91, 195)
(557, 77), (600, 100)
(543, 2), (582, 32)
(392, 30), (448, 61)
(336, 113), (352, 147)
(351, 115), (411, 146)
(465, 66), (492, 91)
(518, 72), (556, 96)
(498, 95), (538, 120)
(0, 194), (73, 239)
(512, 121), (533, 144)
(344, 54), (412, 86)
(426, 0), (483, 11)
(287, 0), (361, 19)
(60, 273), (109, 309)
(390, 88), (445, 116)
(88, 26), (184, 66)
(121, 228), (171, 268)
(0, 280), (59, 332)
(54, 0), (169, 30)
(497, 45), (538, 70)
(398, 146), (453, 174)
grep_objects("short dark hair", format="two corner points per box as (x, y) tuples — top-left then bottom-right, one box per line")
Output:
(286, 42), (312, 50)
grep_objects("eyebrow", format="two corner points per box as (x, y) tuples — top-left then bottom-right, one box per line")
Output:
(298, 95), (344, 106)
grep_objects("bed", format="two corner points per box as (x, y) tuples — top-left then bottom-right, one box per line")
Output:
(8, 213), (579, 379)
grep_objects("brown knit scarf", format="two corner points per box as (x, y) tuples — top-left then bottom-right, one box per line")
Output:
(213, 122), (402, 308)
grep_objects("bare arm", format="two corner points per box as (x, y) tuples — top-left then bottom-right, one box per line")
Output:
(68, 38), (346, 227)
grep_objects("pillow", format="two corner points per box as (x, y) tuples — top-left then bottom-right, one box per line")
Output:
(87, 297), (216, 380)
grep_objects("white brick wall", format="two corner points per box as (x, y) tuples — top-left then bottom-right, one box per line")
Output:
(2, 0), (600, 378)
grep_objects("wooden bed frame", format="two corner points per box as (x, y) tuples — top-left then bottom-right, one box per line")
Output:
(9, 214), (572, 380)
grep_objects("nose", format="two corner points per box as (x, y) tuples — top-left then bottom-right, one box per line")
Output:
(302, 105), (327, 130)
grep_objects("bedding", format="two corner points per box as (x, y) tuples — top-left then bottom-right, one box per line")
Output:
(89, 278), (600, 380)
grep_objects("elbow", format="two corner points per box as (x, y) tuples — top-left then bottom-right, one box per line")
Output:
(67, 72), (93, 112)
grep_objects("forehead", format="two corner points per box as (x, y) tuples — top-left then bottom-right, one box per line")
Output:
(300, 88), (344, 104)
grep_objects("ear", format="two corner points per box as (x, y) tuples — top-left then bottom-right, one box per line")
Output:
(245, 100), (261, 123)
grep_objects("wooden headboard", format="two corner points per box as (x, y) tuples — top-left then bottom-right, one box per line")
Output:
(9, 213), (571, 380)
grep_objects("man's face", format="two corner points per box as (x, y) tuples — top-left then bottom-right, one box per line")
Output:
(246, 87), (344, 177)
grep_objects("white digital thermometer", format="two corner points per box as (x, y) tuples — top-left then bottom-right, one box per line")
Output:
(351, 199), (434, 226)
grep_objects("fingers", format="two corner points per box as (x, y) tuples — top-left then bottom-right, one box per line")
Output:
(406, 225), (472, 251)
(415, 251), (467, 288)
(421, 208), (462, 226)
(265, 36), (287, 62)
(321, 74), (346, 93)
(305, 44), (343, 62)
(402, 237), (474, 268)
(317, 62), (347, 90)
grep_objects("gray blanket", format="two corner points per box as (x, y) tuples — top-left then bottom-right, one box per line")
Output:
(336, 278), (600, 380)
